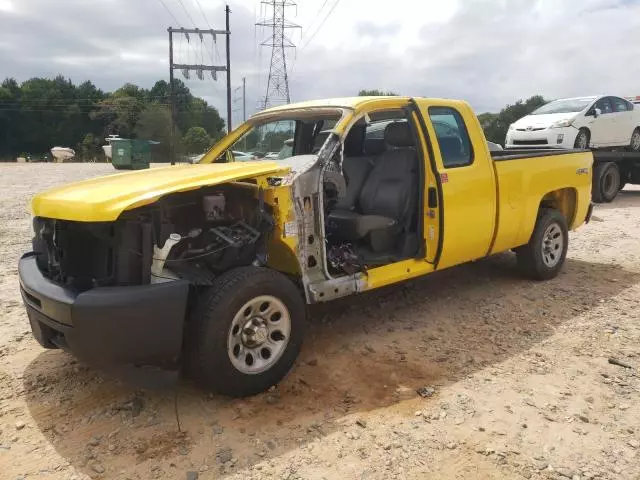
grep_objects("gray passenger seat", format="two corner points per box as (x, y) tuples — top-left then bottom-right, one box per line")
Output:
(334, 133), (387, 211)
(328, 121), (418, 252)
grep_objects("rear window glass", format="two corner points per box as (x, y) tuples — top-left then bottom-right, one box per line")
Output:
(428, 107), (473, 168)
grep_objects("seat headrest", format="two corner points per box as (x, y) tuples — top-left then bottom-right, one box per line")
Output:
(363, 138), (386, 156)
(384, 122), (414, 147)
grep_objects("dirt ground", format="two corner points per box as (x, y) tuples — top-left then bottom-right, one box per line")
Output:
(1, 163), (639, 480)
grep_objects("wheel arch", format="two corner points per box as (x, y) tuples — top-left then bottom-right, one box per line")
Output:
(539, 187), (578, 227)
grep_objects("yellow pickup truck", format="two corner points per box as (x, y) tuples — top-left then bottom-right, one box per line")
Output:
(19, 96), (594, 396)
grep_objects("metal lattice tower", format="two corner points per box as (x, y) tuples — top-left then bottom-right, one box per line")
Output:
(256, 1), (300, 109)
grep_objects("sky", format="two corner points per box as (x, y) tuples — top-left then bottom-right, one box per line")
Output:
(1, 0), (640, 125)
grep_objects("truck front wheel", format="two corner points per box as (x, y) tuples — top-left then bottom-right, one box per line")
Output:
(574, 128), (590, 149)
(185, 267), (305, 397)
(516, 209), (568, 281)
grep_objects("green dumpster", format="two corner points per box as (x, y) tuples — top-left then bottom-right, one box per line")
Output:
(110, 139), (152, 170)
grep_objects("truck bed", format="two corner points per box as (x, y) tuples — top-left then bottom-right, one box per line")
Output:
(499, 147), (640, 202)
(488, 147), (593, 255)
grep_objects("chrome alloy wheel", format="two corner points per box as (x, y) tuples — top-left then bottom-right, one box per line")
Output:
(541, 223), (563, 268)
(227, 295), (291, 374)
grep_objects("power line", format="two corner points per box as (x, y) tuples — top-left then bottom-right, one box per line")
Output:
(176, 0), (198, 27)
(301, 0), (341, 51)
(184, 0), (221, 79)
(303, 0), (330, 41)
(157, 0), (181, 25)
(192, 0), (213, 29)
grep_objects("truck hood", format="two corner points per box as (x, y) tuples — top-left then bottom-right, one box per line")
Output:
(32, 162), (290, 222)
(512, 113), (577, 129)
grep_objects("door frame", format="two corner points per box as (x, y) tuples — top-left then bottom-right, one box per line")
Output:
(335, 99), (437, 290)
(409, 98), (445, 268)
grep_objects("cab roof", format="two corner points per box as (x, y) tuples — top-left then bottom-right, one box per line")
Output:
(255, 96), (412, 116)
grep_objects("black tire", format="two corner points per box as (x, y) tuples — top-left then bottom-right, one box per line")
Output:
(574, 128), (590, 149)
(592, 161), (620, 203)
(516, 208), (568, 281)
(185, 266), (305, 397)
(629, 128), (640, 152)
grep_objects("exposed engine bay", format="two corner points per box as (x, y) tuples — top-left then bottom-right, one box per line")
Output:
(32, 185), (274, 290)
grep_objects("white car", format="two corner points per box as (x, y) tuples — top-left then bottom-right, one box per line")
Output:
(505, 95), (640, 151)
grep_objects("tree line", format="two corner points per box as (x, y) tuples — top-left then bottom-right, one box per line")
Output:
(0, 75), (226, 161)
(357, 89), (548, 145)
(0, 78), (548, 162)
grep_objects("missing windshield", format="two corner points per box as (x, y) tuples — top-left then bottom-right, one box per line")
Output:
(224, 111), (343, 162)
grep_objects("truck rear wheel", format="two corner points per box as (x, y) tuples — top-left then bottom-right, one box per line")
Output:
(185, 266), (305, 397)
(592, 161), (620, 203)
(516, 208), (568, 281)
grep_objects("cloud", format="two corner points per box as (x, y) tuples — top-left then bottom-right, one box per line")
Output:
(1, 0), (640, 120)
(354, 22), (401, 39)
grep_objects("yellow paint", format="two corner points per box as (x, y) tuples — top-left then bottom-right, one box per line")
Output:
(31, 162), (289, 222)
(30, 95), (593, 300)
(490, 153), (592, 253)
(263, 185), (300, 275)
(414, 99), (498, 268)
(365, 259), (435, 289)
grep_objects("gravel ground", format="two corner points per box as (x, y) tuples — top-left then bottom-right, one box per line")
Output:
(1, 163), (639, 480)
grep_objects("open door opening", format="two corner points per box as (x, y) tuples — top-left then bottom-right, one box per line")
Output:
(322, 108), (425, 276)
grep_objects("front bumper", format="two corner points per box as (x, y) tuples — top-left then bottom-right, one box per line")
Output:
(19, 253), (190, 386)
(505, 126), (579, 149)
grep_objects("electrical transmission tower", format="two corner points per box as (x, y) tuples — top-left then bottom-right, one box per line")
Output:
(256, 1), (300, 110)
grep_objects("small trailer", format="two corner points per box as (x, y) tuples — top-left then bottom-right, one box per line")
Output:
(591, 150), (640, 203)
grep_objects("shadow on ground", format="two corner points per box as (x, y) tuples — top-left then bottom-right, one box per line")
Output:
(23, 255), (640, 478)
(595, 187), (640, 211)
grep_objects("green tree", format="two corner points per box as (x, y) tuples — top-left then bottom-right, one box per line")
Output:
(262, 130), (293, 152)
(243, 129), (260, 151)
(182, 126), (213, 154)
(16, 76), (97, 156)
(184, 97), (226, 140)
(358, 89), (399, 96)
(92, 95), (144, 138)
(0, 78), (21, 160)
(0, 75), (228, 160)
(78, 133), (102, 161)
(481, 95), (547, 145)
(134, 104), (174, 160)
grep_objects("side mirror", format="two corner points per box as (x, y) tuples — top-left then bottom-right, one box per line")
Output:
(594, 108), (602, 118)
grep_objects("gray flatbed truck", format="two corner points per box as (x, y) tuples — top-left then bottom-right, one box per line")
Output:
(499, 147), (640, 203)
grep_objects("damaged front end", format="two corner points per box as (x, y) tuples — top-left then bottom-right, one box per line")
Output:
(20, 183), (276, 386)
(31, 184), (275, 289)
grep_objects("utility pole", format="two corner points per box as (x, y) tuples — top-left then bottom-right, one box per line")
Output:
(233, 77), (247, 123)
(233, 77), (246, 149)
(168, 29), (175, 165)
(256, 1), (300, 109)
(242, 77), (246, 122)
(167, 7), (231, 165)
(225, 5), (232, 132)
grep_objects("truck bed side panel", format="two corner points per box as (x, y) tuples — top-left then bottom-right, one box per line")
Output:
(491, 152), (592, 254)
